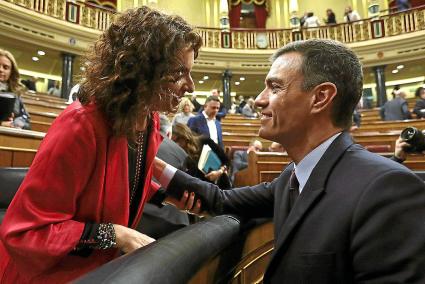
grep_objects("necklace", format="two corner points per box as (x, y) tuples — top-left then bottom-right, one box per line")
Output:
(130, 131), (145, 205)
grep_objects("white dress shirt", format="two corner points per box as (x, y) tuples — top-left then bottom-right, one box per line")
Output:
(202, 111), (218, 144)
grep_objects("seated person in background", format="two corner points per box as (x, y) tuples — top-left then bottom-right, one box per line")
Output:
(231, 139), (262, 181)
(242, 98), (258, 118)
(268, 141), (285, 152)
(380, 90), (411, 121)
(188, 95), (224, 148)
(21, 76), (37, 92)
(48, 81), (61, 97)
(0, 49), (31, 130)
(172, 97), (195, 125)
(413, 87), (425, 118)
(238, 95), (246, 113)
(172, 123), (231, 189)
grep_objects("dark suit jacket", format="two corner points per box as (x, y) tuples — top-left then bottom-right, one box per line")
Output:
(187, 114), (223, 148)
(167, 132), (425, 283)
(380, 97), (412, 121)
(231, 150), (248, 181)
(413, 98), (425, 118)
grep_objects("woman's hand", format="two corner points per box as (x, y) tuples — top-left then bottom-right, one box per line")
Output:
(113, 224), (155, 254)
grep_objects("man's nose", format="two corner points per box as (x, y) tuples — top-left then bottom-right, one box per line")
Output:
(184, 74), (195, 93)
(255, 89), (268, 108)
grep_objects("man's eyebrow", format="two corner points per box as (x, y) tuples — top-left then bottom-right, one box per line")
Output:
(265, 77), (285, 85)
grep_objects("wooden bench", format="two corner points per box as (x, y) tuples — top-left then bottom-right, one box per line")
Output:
(0, 126), (44, 150)
(28, 111), (58, 124)
(0, 146), (37, 167)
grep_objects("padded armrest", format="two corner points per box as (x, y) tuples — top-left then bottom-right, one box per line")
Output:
(0, 167), (28, 209)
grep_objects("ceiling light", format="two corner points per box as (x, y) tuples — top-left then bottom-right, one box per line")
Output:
(199, 80), (204, 84)
(392, 69), (398, 74)
(203, 75), (209, 80)
(240, 77), (245, 81)
(37, 50), (45, 56)
(32, 56), (39, 62)
(235, 81), (240, 85)
(80, 66), (86, 71)
(396, 65), (404, 69)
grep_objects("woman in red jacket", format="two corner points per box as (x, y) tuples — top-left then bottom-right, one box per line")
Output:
(0, 6), (201, 283)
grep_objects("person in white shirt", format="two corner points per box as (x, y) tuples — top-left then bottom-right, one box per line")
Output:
(187, 95), (223, 148)
(304, 12), (320, 28)
(344, 6), (361, 23)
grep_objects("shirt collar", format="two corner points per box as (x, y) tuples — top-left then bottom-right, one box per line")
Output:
(202, 110), (215, 121)
(294, 132), (341, 192)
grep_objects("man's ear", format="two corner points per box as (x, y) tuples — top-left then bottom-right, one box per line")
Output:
(311, 83), (337, 114)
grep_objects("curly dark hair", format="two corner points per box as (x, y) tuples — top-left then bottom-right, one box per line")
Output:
(78, 6), (202, 138)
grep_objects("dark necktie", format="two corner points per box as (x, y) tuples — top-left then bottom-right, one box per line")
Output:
(288, 170), (300, 212)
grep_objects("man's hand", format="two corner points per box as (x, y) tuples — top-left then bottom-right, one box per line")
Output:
(113, 224), (155, 254)
(205, 170), (222, 182)
(164, 190), (203, 215)
(394, 137), (410, 162)
(1, 113), (14, 128)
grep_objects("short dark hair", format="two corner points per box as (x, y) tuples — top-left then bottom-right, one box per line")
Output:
(205, 95), (220, 104)
(271, 39), (363, 129)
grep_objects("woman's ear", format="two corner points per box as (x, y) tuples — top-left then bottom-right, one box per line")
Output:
(311, 83), (337, 114)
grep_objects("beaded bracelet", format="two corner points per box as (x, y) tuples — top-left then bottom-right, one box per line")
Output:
(95, 223), (116, 250)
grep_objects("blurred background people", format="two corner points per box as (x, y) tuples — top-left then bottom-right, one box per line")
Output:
(241, 98), (258, 118)
(210, 89), (227, 120)
(48, 81), (61, 97)
(188, 95), (223, 149)
(380, 90), (411, 121)
(0, 49), (31, 130)
(304, 12), (320, 28)
(325, 9), (336, 24)
(344, 6), (361, 22)
(268, 142), (285, 152)
(231, 139), (262, 181)
(413, 87), (425, 118)
(21, 76), (37, 92)
(172, 123), (231, 189)
(172, 97), (195, 126)
(396, 0), (411, 11)
(190, 94), (201, 112)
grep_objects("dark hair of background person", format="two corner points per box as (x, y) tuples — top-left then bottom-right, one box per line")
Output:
(78, 6), (202, 139)
(271, 39), (363, 129)
(204, 95), (220, 104)
(0, 49), (26, 96)
(172, 123), (201, 161)
(415, 86), (424, 98)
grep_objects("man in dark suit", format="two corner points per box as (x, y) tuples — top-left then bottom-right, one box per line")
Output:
(380, 90), (412, 121)
(155, 39), (425, 283)
(187, 95), (224, 148)
(231, 139), (263, 181)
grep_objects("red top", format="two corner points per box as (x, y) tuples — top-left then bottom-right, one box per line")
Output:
(0, 101), (162, 283)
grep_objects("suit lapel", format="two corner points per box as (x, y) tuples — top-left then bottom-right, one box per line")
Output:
(268, 132), (355, 273)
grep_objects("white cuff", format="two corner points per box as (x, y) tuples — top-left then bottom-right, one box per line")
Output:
(158, 164), (178, 189)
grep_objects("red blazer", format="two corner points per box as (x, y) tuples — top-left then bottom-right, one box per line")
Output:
(0, 102), (162, 283)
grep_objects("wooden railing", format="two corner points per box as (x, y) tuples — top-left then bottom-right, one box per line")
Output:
(3, 0), (425, 47)
(197, 5), (425, 49)
(4, 0), (116, 31)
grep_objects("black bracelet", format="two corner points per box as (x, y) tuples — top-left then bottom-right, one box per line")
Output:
(95, 223), (116, 250)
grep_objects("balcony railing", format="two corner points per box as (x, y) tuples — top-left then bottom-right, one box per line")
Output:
(4, 0), (116, 31)
(198, 6), (425, 49)
(4, 0), (425, 49)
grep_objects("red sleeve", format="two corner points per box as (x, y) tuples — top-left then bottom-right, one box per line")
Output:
(0, 108), (97, 276)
